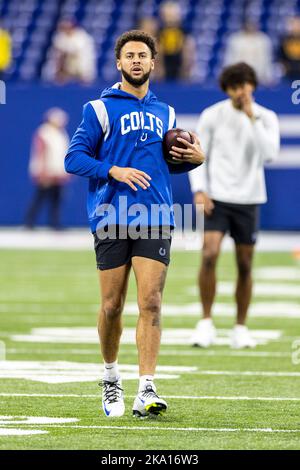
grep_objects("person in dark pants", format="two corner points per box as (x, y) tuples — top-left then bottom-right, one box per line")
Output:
(26, 185), (62, 229)
(25, 108), (70, 229)
(189, 63), (280, 349)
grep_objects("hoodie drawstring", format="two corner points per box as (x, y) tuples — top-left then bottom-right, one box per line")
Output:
(134, 97), (147, 148)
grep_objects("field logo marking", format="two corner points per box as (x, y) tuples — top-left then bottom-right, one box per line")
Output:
(0, 416), (78, 425)
(0, 429), (48, 436)
(0, 416), (78, 437)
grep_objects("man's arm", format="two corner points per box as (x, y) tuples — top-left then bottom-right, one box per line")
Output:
(65, 102), (151, 190)
(65, 102), (112, 180)
(240, 97), (280, 163)
(252, 112), (280, 163)
(188, 109), (213, 193)
(166, 106), (205, 174)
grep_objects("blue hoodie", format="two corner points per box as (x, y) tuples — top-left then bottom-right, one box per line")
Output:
(65, 83), (197, 232)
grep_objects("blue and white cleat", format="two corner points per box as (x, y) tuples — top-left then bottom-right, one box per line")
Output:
(99, 378), (125, 418)
(132, 383), (167, 418)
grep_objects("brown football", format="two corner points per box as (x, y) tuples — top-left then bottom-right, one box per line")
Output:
(163, 128), (193, 165)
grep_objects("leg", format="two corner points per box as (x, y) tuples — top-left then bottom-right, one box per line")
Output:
(25, 186), (47, 228)
(97, 263), (131, 363)
(200, 231), (224, 318)
(49, 184), (62, 229)
(132, 256), (167, 376)
(235, 244), (254, 325)
(131, 256), (168, 417)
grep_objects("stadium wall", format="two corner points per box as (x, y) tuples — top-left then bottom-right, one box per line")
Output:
(0, 83), (299, 230)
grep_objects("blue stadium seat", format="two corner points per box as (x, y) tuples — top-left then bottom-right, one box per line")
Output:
(1, 0), (300, 83)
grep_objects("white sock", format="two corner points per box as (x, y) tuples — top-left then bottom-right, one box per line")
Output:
(139, 375), (155, 392)
(103, 360), (119, 381)
(234, 324), (247, 332)
(199, 318), (213, 325)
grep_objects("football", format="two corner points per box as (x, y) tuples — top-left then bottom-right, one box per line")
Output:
(163, 128), (194, 165)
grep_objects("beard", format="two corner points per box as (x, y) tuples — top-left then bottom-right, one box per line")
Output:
(121, 68), (151, 87)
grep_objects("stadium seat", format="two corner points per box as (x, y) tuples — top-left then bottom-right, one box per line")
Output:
(1, 0), (300, 82)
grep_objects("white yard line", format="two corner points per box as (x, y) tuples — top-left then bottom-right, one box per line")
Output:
(1, 393), (300, 402)
(0, 229), (299, 252)
(5, 348), (292, 358)
(255, 267), (300, 281)
(2, 301), (300, 318)
(192, 370), (300, 377)
(187, 283), (300, 298)
(157, 350), (292, 358)
(5, 326), (283, 346)
(0, 423), (298, 433)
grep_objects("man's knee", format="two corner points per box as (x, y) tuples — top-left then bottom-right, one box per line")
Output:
(202, 245), (220, 270)
(237, 258), (252, 279)
(101, 298), (123, 321)
(138, 291), (162, 323)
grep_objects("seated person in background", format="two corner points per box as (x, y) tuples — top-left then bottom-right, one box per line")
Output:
(158, 1), (195, 81)
(0, 19), (11, 79)
(224, 20), (274, 86)
(53, 19), (96, 84)
(278, 16), (300, 81)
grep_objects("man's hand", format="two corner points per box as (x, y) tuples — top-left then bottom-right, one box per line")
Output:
(169, 131), (205, 165)
(109, 166), (151, 192)
(194, 191), (214, 216)
(240, 95), (254, 120)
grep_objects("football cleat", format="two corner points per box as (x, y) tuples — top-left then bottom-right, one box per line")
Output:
(230, 325), (257, 349)
(190, 318), (216, 347)
(99, 378), (125, 418)
(132, 383), (167, 418)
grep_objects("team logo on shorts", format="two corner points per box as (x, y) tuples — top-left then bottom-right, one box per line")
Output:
(159, 247), (166, 257)
(252, 232), (257, 243)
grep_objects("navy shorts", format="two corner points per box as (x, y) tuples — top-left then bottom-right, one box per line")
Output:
(93, 226), (172, 270)
(204, 200), (259, 245)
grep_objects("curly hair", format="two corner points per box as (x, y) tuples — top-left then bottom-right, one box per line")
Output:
(115, 30), (157, 59)
(219, 62), (258, 91)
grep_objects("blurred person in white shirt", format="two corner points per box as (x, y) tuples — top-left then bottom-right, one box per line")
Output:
(189, 63), (280, 349)
(53, 19), (96, 84)
(25, 108), (70, 230)
(224, 20), (274, 86)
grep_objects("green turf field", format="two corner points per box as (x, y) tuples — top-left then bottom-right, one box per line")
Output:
(0, 248), (300, 450)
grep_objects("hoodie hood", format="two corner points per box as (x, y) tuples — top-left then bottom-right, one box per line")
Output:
(100, 82), (157, 103)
